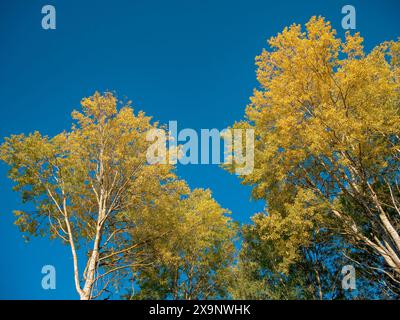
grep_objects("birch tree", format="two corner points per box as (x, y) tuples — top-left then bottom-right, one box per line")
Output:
(225, 17), (400, 283)
(0, 92), (186, 299)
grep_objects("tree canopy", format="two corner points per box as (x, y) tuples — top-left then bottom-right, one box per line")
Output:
(1, 16), (400, 300)
(225, 16), (400, 297)
(0, 92), (234, 299)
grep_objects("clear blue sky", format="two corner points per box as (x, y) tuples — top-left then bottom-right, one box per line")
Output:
(0, 0), (399, 299)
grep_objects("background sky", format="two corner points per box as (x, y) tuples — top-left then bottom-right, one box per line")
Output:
(0, 0), (399, 299)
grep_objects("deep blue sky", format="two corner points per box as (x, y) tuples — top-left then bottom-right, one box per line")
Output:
(0, 0), (399, 299)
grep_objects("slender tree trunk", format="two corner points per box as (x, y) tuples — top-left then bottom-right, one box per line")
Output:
(80, 227), (102, 300)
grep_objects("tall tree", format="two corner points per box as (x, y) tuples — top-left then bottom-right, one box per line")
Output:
(0, 92), (188, 299)
(225, 17), (400, 288)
